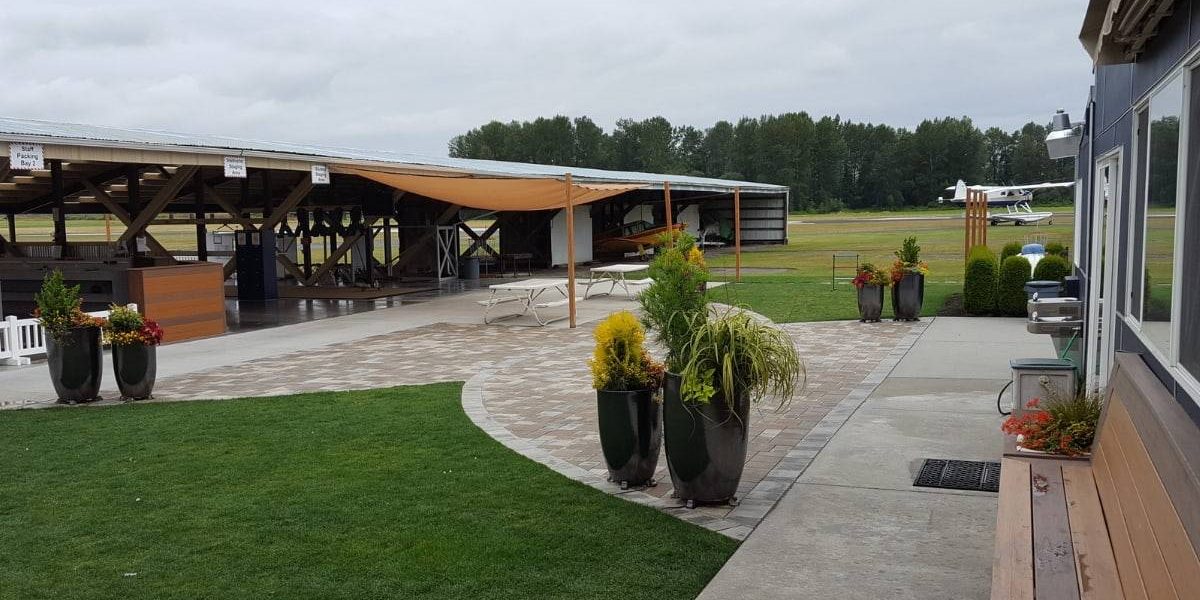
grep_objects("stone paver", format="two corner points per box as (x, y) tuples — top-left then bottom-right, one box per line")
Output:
(7, 312), (925, 538)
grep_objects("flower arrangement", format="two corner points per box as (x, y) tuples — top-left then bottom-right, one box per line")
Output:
(104, 304), (164, 347)
(1002, 388), (1102, 456)
(852, 262), (889, 288)
(33, 270), (103, 342)
(590, 311), (664, 392)
(889, 236), (929, 283)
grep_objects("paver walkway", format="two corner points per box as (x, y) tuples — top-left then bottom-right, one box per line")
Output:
(8, 314), (923, 537)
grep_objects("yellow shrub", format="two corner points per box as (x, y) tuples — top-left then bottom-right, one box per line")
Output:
(589, 311), (661, 391)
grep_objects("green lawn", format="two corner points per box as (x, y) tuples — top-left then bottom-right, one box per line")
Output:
(0, 384), (736, 600)
(708, 275), (958, 323)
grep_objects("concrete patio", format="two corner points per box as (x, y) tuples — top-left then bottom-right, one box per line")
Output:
(699, 317), (1053, 599)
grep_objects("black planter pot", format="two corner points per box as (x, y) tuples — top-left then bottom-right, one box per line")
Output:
(891, 273), (925, 321)
(112, 344), (157, 400)
(662, 372), (749, 507)
(857, 285), (884, 322)
(596, 389), (662, 487)
(45, 326), (103, 403)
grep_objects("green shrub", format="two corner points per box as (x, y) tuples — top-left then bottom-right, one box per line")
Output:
(963, 245), (998, 315)
(1044, 242), (1068, 258)
(999, 241), (1023, 263)
(1032, 255), (1071, 282)
(997, 256), (1032, 316)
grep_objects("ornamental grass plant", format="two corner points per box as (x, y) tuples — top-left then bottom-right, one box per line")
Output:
(677, 308), (804, 409)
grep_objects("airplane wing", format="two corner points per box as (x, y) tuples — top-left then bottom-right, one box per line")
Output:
(950, 181), (1074, 193)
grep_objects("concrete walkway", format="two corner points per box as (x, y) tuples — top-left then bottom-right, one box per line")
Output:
(699, 317), (1053, 600)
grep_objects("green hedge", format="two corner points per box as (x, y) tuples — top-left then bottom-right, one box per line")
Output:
(998, 255), (1032, 316)
(1000, 241), (1023, 263)
(1032, 255), (1071, 282)
(1044, 242), (1068, 258)
(963, 245), (998, 315)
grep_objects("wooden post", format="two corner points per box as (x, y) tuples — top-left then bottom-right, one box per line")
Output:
(126, 166), (141, 255)
(51, 160), (66, 250)
(6, 213), (15, 242)
(565, 174), (577, 329)
(733, 187), (743, 281)
(383, 217), (393, 278)
(663, 181), (673, 233)
(964, 189), (988, 259)
(194, 170), (208, 262)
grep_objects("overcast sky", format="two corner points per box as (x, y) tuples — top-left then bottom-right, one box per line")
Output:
(0, 0), (1093, 156)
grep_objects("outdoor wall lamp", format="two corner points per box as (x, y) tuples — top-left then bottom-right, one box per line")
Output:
(1045, 109), (1082, 160)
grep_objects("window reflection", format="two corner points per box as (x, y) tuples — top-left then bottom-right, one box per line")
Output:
(1141, 75), (1181, 356)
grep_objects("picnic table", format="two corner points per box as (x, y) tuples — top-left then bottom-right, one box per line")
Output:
(478, 278), (571, 326)
(583, 264), (652, 299)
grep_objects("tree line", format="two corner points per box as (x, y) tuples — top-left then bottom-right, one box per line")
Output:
(448, 114), (1073, 212)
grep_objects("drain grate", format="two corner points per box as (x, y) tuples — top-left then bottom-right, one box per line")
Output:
(913, 459), (1000, 493)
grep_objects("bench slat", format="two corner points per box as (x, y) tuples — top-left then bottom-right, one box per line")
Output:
(1031, 462), (1081, 599)
(1104, 399), (1200, 597)
(992, 458), (1035, 600)
(534, 299), (569, 309)
(1096, 418), (1177, 600)
(1092, 447), (1150, 600)
(1062, 465), (1123, 600)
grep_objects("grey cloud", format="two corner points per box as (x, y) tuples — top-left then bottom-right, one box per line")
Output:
(0, 0), (1094, 155)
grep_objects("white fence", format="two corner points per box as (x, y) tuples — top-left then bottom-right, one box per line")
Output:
(0, 306), (131, 366)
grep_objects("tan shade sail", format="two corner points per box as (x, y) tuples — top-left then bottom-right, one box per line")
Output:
(338, 167), (644, 211)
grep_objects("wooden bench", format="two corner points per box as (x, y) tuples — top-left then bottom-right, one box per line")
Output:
(991, 353), (1200, 599)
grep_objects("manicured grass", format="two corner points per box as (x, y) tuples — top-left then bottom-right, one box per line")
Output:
(708, 275), (957, 323)
(0, 384), (736, 600)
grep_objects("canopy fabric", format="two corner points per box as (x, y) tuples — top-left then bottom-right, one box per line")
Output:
(338, 167), (644, 211)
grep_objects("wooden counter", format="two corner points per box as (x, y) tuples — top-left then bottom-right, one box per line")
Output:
(128, 262), (226, 343)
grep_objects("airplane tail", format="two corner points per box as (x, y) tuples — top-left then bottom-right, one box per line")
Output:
(954, 179), (967, 200)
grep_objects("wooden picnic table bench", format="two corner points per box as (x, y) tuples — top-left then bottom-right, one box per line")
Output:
(991, 353), (1200, 599)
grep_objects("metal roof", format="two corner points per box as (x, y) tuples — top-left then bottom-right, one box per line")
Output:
(0, 116), (787, 194)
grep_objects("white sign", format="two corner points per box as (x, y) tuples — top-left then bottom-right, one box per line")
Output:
(223, 156), (247, 178)
(311, 164), (330, 185)
(9, 143), (44, 170)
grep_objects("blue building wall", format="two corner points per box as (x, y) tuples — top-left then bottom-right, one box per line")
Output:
(1079, 0), (1199, 422)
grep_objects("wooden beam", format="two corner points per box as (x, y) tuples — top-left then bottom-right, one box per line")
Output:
(83, 180), (175, 261)
(566, 174), (577, 329)
(0, 158), (10, 184)
(734, 187), (742, 282)
(392, 204), (462, 271)
(262, 175), (312, 231)
(459, 220), (501, 259)
(275, 252), (306, 281)
(223, 255), (237, 281)
(118, 165), (199, 243)
(51, 160), (66, 248)
(205, 186), (257, 230)
(303, 217), (378, 286)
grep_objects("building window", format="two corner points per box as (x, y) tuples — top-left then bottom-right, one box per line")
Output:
(1131, 74), (1182, 359)
(1182, 69), (1200, 381)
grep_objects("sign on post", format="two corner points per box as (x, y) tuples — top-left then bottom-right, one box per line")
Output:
(9, 143), (44, 170)
(311, 164), (330, 185)
(223, 156), (247, 178)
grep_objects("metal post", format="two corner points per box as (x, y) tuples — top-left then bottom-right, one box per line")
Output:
(734, 187), (742, 282)
(565, 174), (577, 329)
(194, 170), (208, 262)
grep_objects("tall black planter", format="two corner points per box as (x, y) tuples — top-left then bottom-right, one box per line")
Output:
(45, 326), (103, 403)
(596, 389), (662, 487)
(857, 285), (884, 322)
(662, 372), (749, 507)
(891, 273), (925, 321)
(112, 344), (157, 400)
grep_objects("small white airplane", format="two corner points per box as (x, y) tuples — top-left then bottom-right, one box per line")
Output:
(941, 180), (1075, 226)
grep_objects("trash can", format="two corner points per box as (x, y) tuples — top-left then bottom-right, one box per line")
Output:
(460, 256), (480, 280)
(1010, 358), (1077, 413)
(1025, 280), (1061, 300)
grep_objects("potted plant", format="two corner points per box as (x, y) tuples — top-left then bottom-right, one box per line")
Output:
(852, 262), (889, 322)
(34, 270), (105, 403)
(890, 236), (928, 321)
(590, 311), (665, 488)
(668, 308), (804, 507)
(104, 304), (163, 400)
(1002, 388), (1102, 457)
